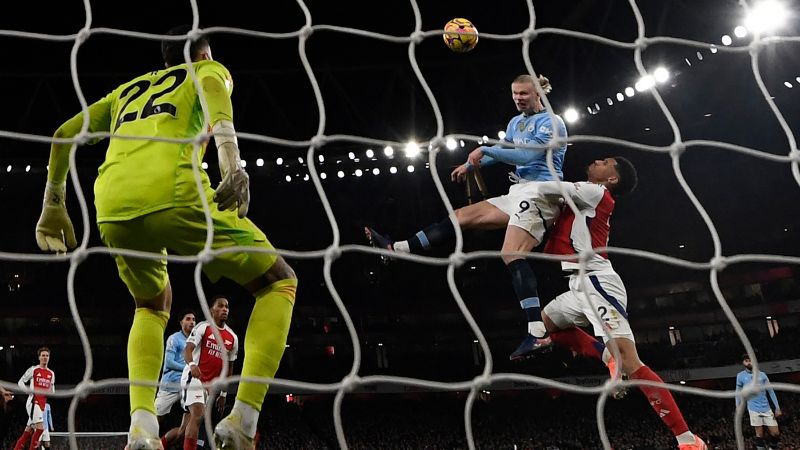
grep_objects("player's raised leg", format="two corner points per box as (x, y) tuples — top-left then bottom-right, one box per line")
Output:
(365, 199), (509, 255)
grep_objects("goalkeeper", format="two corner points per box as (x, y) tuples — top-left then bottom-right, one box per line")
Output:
(34, 26), (295, 450)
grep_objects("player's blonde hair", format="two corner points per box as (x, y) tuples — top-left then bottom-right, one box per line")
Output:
(512, 74), (553, 94)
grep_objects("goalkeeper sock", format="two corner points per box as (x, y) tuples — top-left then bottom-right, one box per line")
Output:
(129, 403), (159, 442)
(128, 308), (169, 416)
(234, 278), (296, 431)
(230, 400), (260, 438)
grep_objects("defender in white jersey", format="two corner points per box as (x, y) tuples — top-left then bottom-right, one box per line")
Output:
(180, 296), (238, 450)
(14, 347), (54, 450)
(527, 158), (706, 450)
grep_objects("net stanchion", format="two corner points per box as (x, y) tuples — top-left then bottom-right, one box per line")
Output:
(0, 0), (799, 448)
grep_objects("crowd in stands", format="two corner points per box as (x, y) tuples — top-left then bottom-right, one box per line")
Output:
(5, 326), (798, 389)
(3, 387), (799, 449)
(2, 274), (798, 448)
(636, 327), (800, 370)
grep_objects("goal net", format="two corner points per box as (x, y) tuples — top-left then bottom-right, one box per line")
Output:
(1, 1), (799, 449)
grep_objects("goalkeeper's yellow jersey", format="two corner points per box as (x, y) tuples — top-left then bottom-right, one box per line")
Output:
(83, 60), (233, 222)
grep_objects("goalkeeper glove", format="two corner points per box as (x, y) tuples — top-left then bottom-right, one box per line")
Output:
(35, 181), (77, 253)
(211, 120), (250, 218)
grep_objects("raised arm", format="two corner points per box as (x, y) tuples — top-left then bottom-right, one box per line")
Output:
(480, 115), (558, 166)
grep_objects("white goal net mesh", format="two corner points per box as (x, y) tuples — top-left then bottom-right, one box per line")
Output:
(1, 0), (800, 449)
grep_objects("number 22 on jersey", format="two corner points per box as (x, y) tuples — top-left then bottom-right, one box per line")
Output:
(114, 68), (188, 131)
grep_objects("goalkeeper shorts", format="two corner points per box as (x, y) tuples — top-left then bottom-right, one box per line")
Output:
(98, 203), (278, 299)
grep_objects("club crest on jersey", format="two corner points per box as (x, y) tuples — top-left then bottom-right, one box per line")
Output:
(527, 125), (536, 132)
(518, 121), (525, 132)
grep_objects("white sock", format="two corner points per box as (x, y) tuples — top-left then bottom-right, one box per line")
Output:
(129, 409), (159, 438)
(527, 321), (547, 338)
(676, 431), (696, 445)
(231, 400), (260, 438)
(393, 240), (410, 252)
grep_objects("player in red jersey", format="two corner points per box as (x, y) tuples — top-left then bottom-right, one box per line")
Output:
(14, 347), (55, 450)
(181, 296), (238, 450)
(524, 157), (706, 450)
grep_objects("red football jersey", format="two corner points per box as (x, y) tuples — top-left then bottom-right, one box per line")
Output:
(187, 321), (238, 382)
(544, 182), (615, 272)
(19, 366), (55, 409)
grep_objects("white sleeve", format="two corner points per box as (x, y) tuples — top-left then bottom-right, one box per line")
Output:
(18, 366), (33, 390)
(538, 181), (605, 211)
(187, 322), (206, 348)
(229, 332), (239, 362)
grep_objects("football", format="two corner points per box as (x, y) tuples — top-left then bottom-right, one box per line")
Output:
(442, 18), (479, 53)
